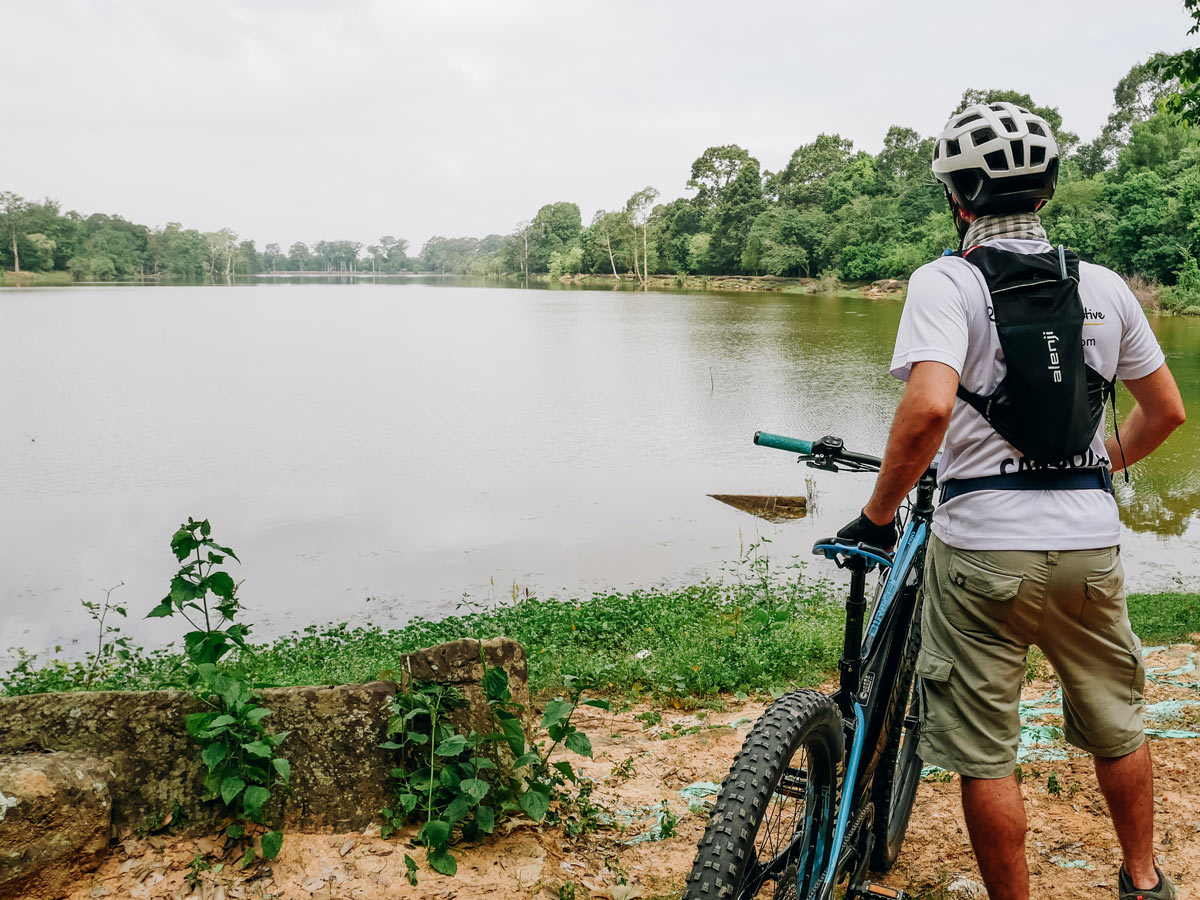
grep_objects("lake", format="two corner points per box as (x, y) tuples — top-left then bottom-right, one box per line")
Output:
(2, 281), (1198, 660)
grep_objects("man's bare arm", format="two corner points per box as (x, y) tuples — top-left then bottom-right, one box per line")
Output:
(861, 361), (959, 526)
(1105, 363), (1185, 472)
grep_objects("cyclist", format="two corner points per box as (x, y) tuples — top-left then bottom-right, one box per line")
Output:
(836, 101), (1186, 900)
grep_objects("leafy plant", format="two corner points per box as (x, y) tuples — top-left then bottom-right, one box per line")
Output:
(1046, 772), (1062, 797)
(146, 518), (288, 863)
(380, 682), (495, 875)
(380, 664), (608, 875)
(80, 581), (132, 686)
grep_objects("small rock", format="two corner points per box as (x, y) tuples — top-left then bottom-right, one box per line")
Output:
(147, 835), (166, 850)
(339, 839), (356, 856)
(302, 877), (327, 892)
(948, 876), (988, 898)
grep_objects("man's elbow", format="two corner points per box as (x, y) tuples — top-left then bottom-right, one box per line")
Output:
(1165, 401), (1186, 432)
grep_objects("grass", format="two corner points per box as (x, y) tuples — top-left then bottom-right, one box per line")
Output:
(4, 561), (1197, 702)
(1, 549), (846, 700)
(1, 270), (73, 286)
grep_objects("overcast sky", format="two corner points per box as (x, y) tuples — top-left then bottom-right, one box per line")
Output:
(2, 0), (1194, 252)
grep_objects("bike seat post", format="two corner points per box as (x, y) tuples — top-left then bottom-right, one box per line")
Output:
(837, 561), (870, 715)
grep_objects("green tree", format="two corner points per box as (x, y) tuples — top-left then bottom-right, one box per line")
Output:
(1158, 1), (1200, 125)
(527, 202), (582, 273)
(625, 187), (659, 284)
(768, 134), (854, 208)
(0, 192), (30, 272)
(687, 145), (755, 215)
(705, 154), (764, 273)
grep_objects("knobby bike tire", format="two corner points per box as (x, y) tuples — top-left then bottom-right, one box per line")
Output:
(868, 592), (923, 873)
(684, 690), (843, 900)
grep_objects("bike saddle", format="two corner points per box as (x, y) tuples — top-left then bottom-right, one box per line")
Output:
(811, 538), (894, 571)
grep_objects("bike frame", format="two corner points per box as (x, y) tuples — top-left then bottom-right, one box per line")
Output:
(755, 432), (936, 900)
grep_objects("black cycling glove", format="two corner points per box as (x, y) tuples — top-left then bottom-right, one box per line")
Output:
(836, 509), (898, 551)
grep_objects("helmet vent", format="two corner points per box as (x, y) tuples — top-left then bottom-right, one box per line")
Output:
(1000, 117), (1018, 133)
(971, 127), (996, 146)
(1028, 122), (1046, 137)
(946, 139), (961, 157)
(956, 113), (983, 127)
(1012, 141), (1025, 167)
(989, 104), (1005, 111)
(984, 150), (1009, 171)
(1030, 145), (1046, 166)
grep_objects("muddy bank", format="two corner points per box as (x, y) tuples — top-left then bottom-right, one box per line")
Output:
(58, 641), (1200, 900)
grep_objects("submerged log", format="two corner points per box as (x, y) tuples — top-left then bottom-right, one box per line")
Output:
(708, 494), (808, 521)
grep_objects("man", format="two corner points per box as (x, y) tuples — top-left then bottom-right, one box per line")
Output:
(837, 101), (1186, 900)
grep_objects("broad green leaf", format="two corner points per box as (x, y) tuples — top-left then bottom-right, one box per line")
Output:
(427, 849), (457, 876)
(220, 775), (246, 806)
(398, 792), (418, 813)
(201, 743), (226, 771)
(260, 829), (283, 860)
(513, 751), (540, 769)
(242, 785), (271, 819)
(242, 740), (272, 758)
(245, 707), (273, 722)
(272, 757), (291, 785)
(541, 700), (573, 730)
(207, 571), (236, 600)
(269, 731), (291, 746)
(209, 714), (237, 728)
(419, 818), (450, 850)
(553, 760), (577, 782)
(435, 734), (468, 757)
(498, 715), (526, 757)
(405, 731), (429, 745)
(199, 519), (211, 537)
(470, 756), (496, 771)
(146, 598), (174, 619)
(445, 797), (471, 823)
(238, 847), (256, 869)
(475, 804), (495, 834)
(170, 528), (199, 561)
(581, 698), (611, 711)
(459, 778), (490, 803)
(483, 667), (509, 702)
(185, 712), (214, 737)
(564, 731), (593, 758)
(225, 823), (244, 839)
(169, 576), (199, 605)
(519, 788), (550, 822)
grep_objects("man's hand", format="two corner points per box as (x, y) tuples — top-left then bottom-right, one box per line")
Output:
(837, 509), (898, 551)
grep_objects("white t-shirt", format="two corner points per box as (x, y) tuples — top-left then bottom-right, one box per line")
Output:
(891, 238), (1165, 550)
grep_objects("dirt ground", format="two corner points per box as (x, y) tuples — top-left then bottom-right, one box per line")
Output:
(67, 643), (1200, 900)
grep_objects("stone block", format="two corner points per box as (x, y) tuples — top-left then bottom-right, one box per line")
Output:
(0, 752), (112, 900)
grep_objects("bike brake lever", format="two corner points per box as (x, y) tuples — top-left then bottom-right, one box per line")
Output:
(805, 458), (839, 472)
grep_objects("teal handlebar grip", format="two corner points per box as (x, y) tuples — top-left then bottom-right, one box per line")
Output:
(753, 431), (814, 455)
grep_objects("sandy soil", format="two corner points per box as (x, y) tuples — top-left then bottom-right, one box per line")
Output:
(67, 643), (1200, 900)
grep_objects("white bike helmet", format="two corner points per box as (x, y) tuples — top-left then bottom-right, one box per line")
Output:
(932, 101), (1059, 215)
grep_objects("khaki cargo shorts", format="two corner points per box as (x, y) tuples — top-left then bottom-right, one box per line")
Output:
(917, 535), (1146, 779)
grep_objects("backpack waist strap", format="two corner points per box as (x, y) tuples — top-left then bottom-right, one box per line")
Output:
(940, 468), (1113, 504)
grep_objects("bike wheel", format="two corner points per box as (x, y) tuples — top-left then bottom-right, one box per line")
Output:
(868, 603), (923, 873)
(684, 690), (843, 900)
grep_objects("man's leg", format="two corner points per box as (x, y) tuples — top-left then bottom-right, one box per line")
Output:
(1094, 742), (1158, 889)
(961, 774), (1029, 900)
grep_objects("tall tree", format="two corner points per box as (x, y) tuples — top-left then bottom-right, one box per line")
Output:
(625, 187), (659, 285)
(0, 192), (29, 272)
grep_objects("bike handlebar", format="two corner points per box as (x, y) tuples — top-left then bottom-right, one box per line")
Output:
(753, 431), (814, 455)
(754, 431), (885, 472)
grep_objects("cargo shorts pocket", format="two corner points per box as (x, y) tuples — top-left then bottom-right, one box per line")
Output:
(915, 648), (959, 734)
(942, 553), (1023, 635)
(1082, 554), (1126, 630)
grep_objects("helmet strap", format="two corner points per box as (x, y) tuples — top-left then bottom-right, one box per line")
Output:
(946, 188), (974, 243)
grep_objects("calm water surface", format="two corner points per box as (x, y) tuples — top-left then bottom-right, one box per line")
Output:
(2, 282), (1198, 659)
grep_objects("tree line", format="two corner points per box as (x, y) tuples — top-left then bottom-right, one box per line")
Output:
(3, 52), (1200, 310)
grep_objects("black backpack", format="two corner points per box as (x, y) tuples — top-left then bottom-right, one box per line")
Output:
(956, 245), (1113, 466)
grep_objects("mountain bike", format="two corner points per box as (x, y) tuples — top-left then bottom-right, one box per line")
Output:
(684, 432), (938, 900)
